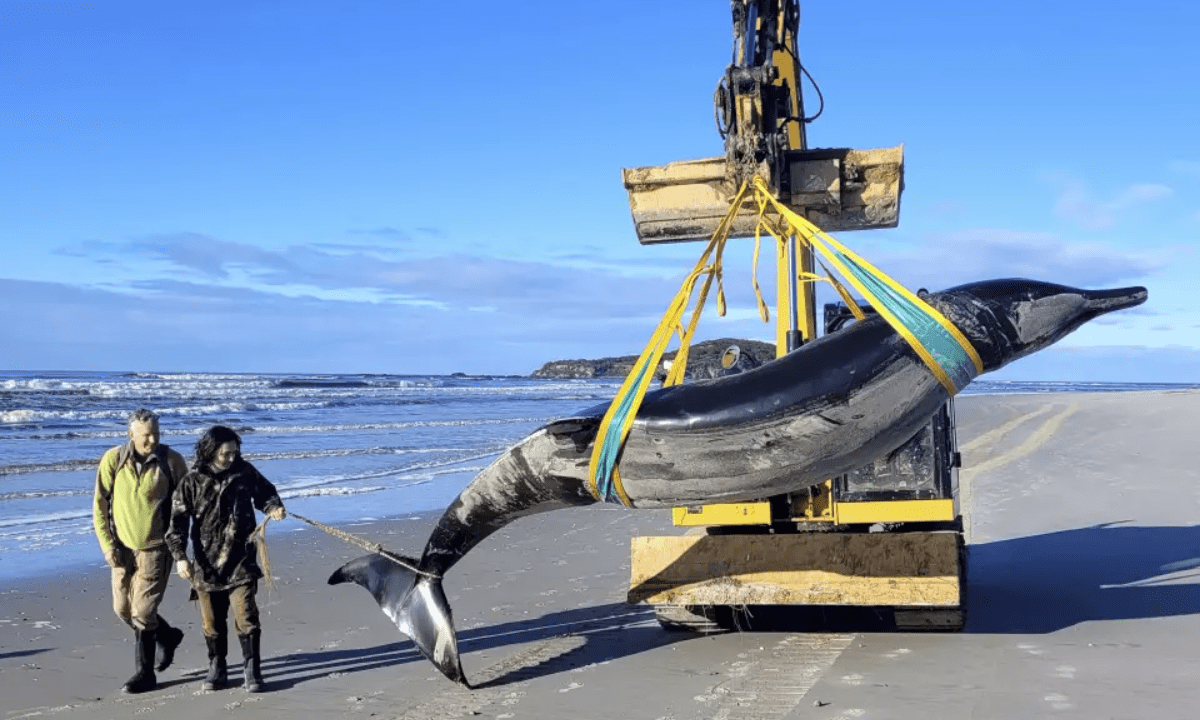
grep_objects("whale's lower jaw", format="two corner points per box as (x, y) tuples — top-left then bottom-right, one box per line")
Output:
(613, 358), (947, 507)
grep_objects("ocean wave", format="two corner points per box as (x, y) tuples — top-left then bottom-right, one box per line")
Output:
(0, 456), (491, 532)
(416, 384), (614, 396)
(1, 378), (86, 393)
(0, 467), (489, 533)
(0, 508), (92, 529)
(272, 376), (450, 390)
(0, 400), (333, 426)
(7, 416), (545, 443)
(275, 379), (372, 389)
(0, 385), (89, 396)
(1, 409), (38, 424)
(249, 417), (546, 434)
(398, 463), (487, 481)
(270, 450), (497, 496)
(0, 441), (506, 480)
(281, 485), (388, 499)
(12, 426), (227, 442)
(249, 445), (487, 462)
(107, 373), (559, 395)
(2, 375), (619, 413)
(0, 524), (93, 549)
(326, 463), (485, 489)
(0, 488), (91, 501)
(0, 407), (135, 425)
(126, 372), (272, 381)
(12, 428), (132, 441)
(0, 459), (98, 476)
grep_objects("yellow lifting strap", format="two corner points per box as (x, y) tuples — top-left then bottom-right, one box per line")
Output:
(585, 183), (749, 506)
(748, 176), (983, 393)
(587, 178), (983, 506)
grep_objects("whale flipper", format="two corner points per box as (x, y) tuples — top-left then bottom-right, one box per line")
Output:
(328, 554), (469, 687)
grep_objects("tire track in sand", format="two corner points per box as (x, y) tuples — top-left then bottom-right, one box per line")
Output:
(392, 609), (657, 719)
(959, 403), (1078, 541)
(693, 633), (855, 720)
(385, 635), (588, 719)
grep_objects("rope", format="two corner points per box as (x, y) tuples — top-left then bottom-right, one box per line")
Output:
(748, 176), (983, 394)
(287, 511), (440, 580)
(251, 518), (278, 593)
(182, 511), (434, 597)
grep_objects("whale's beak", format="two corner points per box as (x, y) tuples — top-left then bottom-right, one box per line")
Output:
(1083, 286), (1148, 314)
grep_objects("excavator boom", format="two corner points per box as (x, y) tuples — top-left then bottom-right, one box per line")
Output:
(622, 0), (903, 245)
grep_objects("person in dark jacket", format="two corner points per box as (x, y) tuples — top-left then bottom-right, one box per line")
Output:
(166, 425), (286, 693)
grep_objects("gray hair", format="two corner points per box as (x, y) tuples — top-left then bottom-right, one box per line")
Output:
(127, 408), (160, 430)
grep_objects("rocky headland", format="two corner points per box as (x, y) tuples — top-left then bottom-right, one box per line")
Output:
(531, 337), (777, 380)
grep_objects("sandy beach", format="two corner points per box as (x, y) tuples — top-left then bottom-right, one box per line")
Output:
(4, 389), (1199, 719)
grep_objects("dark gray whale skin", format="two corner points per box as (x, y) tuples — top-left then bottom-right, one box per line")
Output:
(330, 278), (1147, 686)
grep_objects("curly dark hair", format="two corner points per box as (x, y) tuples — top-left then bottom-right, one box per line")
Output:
(193, 425), (242, 472)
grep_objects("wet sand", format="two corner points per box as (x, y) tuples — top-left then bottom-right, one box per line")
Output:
(3, 389), (1199, 719)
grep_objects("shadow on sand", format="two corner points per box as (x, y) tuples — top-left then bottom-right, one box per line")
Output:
(0, 648), (52, 661)
(253, 602), (678, 690)
(699, 522), (1200, 635)
(965, 521), (1200, 633)
(204, 523), (1200, 690)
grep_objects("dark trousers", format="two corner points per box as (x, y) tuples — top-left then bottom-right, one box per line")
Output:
(196, 581), (260, 638)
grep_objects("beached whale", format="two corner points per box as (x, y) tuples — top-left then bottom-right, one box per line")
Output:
(329, 278), (1147, 686)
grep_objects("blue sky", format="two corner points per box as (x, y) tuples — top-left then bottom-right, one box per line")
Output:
(3, 1), (1197, 380)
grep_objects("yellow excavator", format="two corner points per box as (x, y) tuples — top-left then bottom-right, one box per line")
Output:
(622, 0), (966, 632)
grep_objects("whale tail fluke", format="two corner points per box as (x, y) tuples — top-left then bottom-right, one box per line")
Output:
(328, 554), (469, 687)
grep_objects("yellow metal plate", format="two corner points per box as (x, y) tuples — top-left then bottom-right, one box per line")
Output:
(673, 495), (951, 527)
(629, 532), (962, 607)
(833, 499), (955, 525)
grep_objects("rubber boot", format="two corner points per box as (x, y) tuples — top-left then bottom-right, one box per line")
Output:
(202, 633), (228, 691)
(121, 629), (158, 694)
(154, 616), (185, 672)
(239, 630), (264, 693)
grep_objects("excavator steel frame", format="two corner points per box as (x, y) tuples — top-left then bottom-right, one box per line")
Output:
(623, 0), (966, 633)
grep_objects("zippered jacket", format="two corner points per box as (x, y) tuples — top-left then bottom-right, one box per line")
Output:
(166, 458), (284, 592)
(93, 442), (189, 555)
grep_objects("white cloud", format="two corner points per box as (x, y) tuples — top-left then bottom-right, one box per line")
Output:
(1116, 183), (1174, 205)
(86, 232), (730, 334)
(23, 215), (1189, 376)
(1051, 179), (1173, 230)
(0, 277), (610, 374)
(6, 273), (1188, 381)
(838, 228), (1168, 293)
(346, 227), (414, 243)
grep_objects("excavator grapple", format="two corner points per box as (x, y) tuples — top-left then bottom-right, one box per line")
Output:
(624, 146), (903, 245)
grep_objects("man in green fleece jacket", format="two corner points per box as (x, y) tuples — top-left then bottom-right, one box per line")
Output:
(93, 408), (191, 694)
